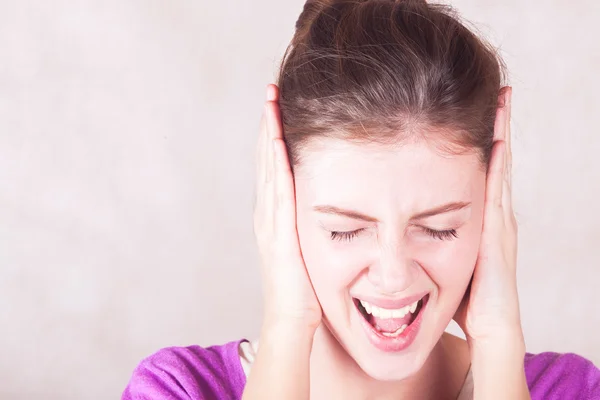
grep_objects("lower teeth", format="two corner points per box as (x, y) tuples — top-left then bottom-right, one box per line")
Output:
(380, 324), (408, 337)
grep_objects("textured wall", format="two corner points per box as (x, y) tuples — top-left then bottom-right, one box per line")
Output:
(1, 0), (598, 398)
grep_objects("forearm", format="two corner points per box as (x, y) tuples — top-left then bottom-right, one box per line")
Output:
(242, 322), (316, 400)
(471, 338), (530, 400)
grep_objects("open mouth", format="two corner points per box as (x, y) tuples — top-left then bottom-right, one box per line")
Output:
(353, 294), (429, 338)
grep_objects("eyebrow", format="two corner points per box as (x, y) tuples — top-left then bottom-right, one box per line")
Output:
(313, 201), (471, 222)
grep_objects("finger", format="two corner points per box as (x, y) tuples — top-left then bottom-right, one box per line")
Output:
(265, 97), (284, 184)
(503, 88), (515, 222)
(257, 84), (275, 185)
(263, 111), (276, 231)
(492, 88), (511, 218)
(266, 84), (280, 102)
(453, 277), (472, 333)
(493, 87), (508, 143)
(256, 107), (268, 186)
(502, 168), (515, 228)
(272, 138), (297, 235)
(505, 87), (513, 189)
(484, 140), (506, 222)
(265, 102), (276, 183)
(266, 100), (283, 141)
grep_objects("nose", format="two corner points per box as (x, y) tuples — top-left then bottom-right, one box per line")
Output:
(367, 241), (420, 295)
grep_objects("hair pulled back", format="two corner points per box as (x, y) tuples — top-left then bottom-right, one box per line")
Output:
(277, 0), (506, 169)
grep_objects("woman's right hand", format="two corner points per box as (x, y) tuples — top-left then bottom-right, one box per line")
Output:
(242, 85), (321, 400)
(253, 83), (322, 331)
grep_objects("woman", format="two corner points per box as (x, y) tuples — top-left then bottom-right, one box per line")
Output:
(123, 0), (600, 398)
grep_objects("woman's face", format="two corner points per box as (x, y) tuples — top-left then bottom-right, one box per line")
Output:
(294, 138), (486, 381)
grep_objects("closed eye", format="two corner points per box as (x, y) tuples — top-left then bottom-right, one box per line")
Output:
(330, 227), (458, 242)
(422, 227), (458, 240)
(330, 229), (363, 242)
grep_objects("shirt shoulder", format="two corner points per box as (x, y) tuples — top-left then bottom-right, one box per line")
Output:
(122, 339), (247, 400)
(525, 351), (600, 400)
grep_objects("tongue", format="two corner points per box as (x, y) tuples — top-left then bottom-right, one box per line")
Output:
(372, 313), (413, 333)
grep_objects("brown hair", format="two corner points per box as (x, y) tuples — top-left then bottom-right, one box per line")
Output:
(276, 0), (506, 171)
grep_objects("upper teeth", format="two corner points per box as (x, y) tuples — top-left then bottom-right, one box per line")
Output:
(359, 299), (420, 319)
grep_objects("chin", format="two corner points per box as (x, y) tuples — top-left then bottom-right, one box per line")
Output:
(354, 350), (426, 381)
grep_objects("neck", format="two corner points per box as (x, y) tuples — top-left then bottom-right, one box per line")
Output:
(308, 324), (470, 400)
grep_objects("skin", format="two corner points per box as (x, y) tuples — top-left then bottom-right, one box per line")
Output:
(284, 136), (482, 399)
(294, 138), (485, 381)
(243, 85), (529, 400)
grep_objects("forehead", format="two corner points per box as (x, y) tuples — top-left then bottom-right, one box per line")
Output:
(294, 138), (483, 209)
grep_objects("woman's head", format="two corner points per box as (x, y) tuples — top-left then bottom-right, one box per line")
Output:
(276, 0), (505, 380)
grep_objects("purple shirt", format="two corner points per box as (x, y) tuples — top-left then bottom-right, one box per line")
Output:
(122, 339), (600, 399)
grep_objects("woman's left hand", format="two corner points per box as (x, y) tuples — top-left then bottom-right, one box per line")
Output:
(454, 87), (529, 398)
(453, 86), (525, 348)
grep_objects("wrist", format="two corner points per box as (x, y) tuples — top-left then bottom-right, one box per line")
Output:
(470, 336), (529, 400)
(260, 318), (319, 346)
(466, 325), (525, 353)
(262, 307), (322, 332)
(470, 333), (526, 373)
(471, 340), (526, 371)
(243, 316), (317, 400)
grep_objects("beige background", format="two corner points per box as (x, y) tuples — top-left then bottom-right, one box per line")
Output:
(1, 0), (598, 399)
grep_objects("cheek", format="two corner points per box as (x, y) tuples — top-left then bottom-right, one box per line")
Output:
(296, 216), (364, 300)
(418, 221), (482, 296)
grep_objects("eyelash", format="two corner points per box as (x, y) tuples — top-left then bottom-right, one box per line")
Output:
(330, 230), (362, 242)
(421, 227), (459, 240)
(329, 228), (458, 242)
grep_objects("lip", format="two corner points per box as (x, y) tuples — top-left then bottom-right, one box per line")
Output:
(354, 294), (429, 352)
(354, 291), (429, 309)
